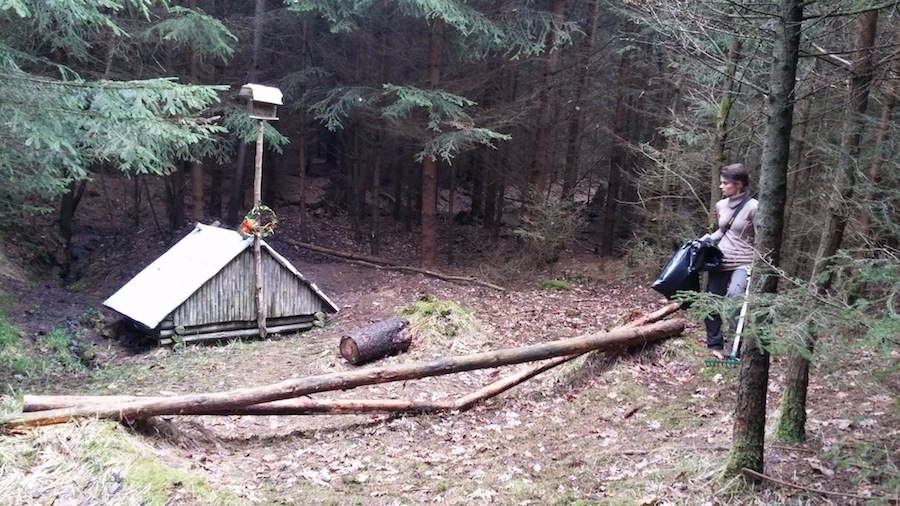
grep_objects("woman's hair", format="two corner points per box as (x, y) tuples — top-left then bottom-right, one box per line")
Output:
(721, 163), (750, 189)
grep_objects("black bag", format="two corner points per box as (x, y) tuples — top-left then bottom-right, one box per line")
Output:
(651, 241), (723, 299)
(651, 195), (749, 299)
(692, 240), (724, 272)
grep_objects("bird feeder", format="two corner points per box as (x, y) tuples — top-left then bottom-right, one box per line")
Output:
(239, 83), (283, 121)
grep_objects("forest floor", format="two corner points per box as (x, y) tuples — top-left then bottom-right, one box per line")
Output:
(0, 174), (898, 506)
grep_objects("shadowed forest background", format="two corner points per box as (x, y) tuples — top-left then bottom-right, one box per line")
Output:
(0, 1), (898, 505)
(2, 0), (899, 279)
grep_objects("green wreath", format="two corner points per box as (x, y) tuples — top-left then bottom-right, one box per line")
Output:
(240, 204), (278, 238)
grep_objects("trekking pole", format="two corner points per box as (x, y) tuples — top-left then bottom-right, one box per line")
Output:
(705, 267), (751, 367)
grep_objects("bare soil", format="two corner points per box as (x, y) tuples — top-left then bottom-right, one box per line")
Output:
(1, 173), (898, 505)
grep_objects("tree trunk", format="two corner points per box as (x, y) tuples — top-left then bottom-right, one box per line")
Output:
(370, 30), (389, 256)
(351, 129), (363, 242)
(529, 0), (566, 199)
(164, 164), (186, 232)
(724, 0), (802, 480)
(406, 156), (419, 232)
(447, 160), (457, 264)
(298, 136), (309, 241)
(710, 29), (741, 225)
(420, 18), (444, 269)
(297, 17), (311, 242)
(779, 67), (814, 277)
(657, 77), (682, 238)
(601, 72), (629, 256)
(340, 317), (411, 365)
(471, 150), (484, 219)
(131, 176), (141, 228)
(188, 0), (203, 223)
(2, 319), (684, 428)
(562, 0), (598, 201)
(860, 16), (899, 239)
(776, 8), (877, 444)
(209, 164), (222, 218)
(482, 146), (497, 228)
(59, 178), (87, 281)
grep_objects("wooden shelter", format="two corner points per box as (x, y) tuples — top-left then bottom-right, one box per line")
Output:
(103, 223), (338, 344)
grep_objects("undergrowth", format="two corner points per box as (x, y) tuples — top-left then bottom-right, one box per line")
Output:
(0, 293), (41, 375)
(400, 294), (485, 348)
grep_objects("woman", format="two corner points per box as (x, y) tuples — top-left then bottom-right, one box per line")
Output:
(700, 163), (758, 357)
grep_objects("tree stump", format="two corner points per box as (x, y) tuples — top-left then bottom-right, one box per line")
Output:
(340, 317), (411, 365)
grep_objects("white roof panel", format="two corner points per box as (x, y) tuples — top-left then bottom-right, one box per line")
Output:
(104, 224), (339, 329)
(104, 224), (253, 329)
(240, 83), (283, 105)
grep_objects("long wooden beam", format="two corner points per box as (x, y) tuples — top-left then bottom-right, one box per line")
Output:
(3, 318), (683, 429)
(22, 354), (575, 416)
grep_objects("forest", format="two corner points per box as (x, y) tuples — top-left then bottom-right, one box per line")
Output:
(0, 0), (898, 505)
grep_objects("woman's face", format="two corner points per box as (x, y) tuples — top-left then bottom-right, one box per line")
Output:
(719, 177), (743, 198)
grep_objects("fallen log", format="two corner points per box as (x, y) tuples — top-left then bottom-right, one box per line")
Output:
(284, 239), (505, 291)
(23, 355), (573, 416)
(20, 304), (682, 418)
(24, 395), (452, 415)
(2, 318), (684, 429)
(340, 317), (411, 365)
(622, 301), (680, 328)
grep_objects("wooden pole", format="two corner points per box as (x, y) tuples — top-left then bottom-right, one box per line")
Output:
(23, 354), (580, 416)
(22, 304), (680, 416)
(0, 319), (684, 429)
(253, 119), (267, 338)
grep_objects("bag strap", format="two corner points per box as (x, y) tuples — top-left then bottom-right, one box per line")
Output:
(720, 195), (751, 234)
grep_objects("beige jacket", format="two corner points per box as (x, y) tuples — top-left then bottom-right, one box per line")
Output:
(702, 193), (758, 271)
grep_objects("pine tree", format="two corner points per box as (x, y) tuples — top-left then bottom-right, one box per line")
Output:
(0, 1), (227, 220)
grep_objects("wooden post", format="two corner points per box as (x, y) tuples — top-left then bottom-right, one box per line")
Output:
(253, 119), (267, 338)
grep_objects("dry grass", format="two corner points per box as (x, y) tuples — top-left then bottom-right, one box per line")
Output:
(0, 416), (245, 506)
(0, 248), (26, 283)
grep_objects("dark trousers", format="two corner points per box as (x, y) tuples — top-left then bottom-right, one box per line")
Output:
(705, 267), (749, 350)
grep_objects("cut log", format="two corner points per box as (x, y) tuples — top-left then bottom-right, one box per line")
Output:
(1, 318), (684, 429)
(340, 317), (411, 365)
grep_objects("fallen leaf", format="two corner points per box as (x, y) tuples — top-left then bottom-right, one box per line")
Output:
(806, 458), (834, 477)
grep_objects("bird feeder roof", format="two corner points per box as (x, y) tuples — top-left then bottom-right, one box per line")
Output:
(239, 83), (283, 105)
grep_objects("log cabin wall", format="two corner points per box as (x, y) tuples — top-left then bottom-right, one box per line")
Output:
(172, 249), (327, 327)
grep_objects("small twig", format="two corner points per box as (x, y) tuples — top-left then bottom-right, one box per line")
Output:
(622, 405), (642, 419)
(621, 444), (729, 456)
(286, 239), (505, 291)
(741, 467), (895, 502)
(768, 444), (817, 453)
